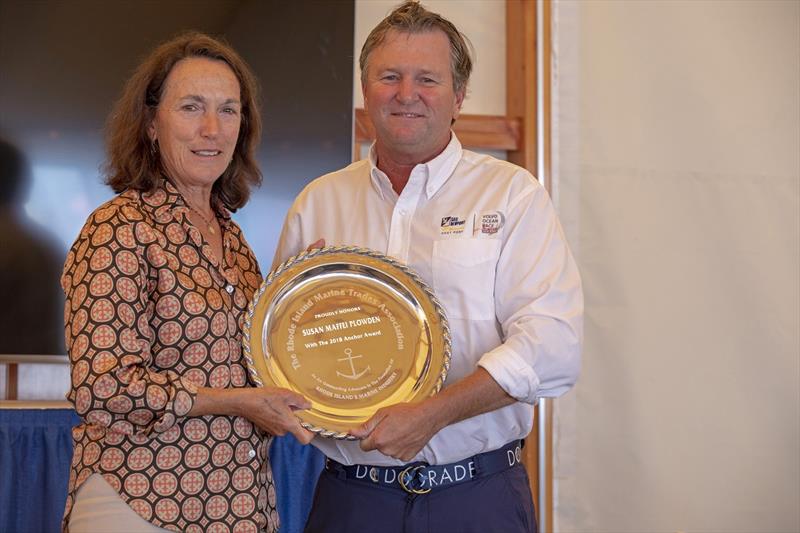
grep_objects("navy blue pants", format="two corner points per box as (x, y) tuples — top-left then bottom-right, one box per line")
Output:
(304, 462), (537, 533)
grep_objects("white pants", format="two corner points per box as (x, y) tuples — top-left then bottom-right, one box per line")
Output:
(69, 474), (170, 533)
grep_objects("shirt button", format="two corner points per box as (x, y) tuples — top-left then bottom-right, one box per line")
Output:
(399, 209), (407, 216)
(225, 284), (234, 294)
(248, 448), (256, 458)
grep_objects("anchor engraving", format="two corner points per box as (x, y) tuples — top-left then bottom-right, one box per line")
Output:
(336, 348), (370, 380)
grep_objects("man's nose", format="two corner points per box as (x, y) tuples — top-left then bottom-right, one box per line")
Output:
(396, 78), (418, 104)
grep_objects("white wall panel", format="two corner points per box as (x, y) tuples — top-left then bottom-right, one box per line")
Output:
(553, 1), (800, 531)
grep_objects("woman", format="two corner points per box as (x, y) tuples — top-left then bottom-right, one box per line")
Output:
(61, 32), (312, 533)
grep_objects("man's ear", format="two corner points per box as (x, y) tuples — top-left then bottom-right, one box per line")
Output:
(361, 81), (369, 112)
(452, 89), (466, 121)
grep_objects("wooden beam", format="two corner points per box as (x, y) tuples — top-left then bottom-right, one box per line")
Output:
(5, 363), (18, 400)
(354, 108), (520, 152)
(354, 108), (374, 155)
(453, 114), (521, 150)
(0, 400), (72, 409)
(506, 0), (537, 173)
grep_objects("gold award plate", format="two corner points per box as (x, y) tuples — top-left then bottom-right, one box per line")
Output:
(244, 246), (451, 439)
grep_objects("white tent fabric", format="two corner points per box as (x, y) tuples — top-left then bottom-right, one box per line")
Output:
(552, 1), (799, 531)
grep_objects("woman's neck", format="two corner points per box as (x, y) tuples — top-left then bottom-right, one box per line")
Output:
(171, 180), (214, 216)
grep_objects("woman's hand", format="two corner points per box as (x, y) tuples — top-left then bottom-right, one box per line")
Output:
(191, 386), (315, 444)
(233, 387), (315, 444)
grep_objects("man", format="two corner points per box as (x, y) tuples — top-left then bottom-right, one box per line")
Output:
(273, 2), (582, 532)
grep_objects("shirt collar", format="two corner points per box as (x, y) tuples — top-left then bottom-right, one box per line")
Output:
(368, 132), (463, 201)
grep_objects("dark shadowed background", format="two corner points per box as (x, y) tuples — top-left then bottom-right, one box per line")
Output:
(0, 0), (355, 355)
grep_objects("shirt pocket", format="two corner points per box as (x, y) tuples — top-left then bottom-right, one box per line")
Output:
(432, 238), (501, 320)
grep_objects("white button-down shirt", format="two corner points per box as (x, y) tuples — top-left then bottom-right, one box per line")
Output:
(273, 134), (582, 466)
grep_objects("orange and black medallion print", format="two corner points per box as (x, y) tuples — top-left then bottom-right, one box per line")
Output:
(61, 183), (277, 533)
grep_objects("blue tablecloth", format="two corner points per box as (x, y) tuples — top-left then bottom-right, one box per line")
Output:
(0, 409), (324, 533)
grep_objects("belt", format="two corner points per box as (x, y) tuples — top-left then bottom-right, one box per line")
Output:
(325, 440), (524, 495)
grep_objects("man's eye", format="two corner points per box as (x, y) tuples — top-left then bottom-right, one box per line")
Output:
(181, 104), (199, 112)
(382, 74), (399, 81)
(222, 107), (239, 115)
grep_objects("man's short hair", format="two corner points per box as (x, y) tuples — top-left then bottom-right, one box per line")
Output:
(359, 1), (473, 94)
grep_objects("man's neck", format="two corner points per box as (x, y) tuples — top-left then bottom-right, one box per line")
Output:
(375, 156), (415, 195)
(374, 137), (451, 196)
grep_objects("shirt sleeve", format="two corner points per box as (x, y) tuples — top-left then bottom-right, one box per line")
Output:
(477, 181), (583, 403)
(61, 204), (198, 437)
(271, 200), (306, 271)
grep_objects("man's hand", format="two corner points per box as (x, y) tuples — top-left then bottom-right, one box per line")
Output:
(306, 239), (325, 251)
(349, 368), (518, 461)
(349, 401), (444, 462)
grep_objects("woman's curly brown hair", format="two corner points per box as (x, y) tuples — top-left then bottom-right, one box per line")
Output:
(105, 31), (262, 211)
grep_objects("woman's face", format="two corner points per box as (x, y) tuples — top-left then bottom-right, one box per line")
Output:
(148, 57), (242, 192)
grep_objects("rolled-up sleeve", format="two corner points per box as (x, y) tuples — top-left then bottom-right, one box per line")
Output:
(477, 182), (583, 403)
(62, 205), (197, 436)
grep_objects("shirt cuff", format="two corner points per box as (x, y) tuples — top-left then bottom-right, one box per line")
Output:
(477, 345), (540, 404)
(152, 376), (198, 433)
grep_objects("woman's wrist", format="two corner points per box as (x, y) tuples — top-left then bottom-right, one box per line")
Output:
(190, 387), (244, 418)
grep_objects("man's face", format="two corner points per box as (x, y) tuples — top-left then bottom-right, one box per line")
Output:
(363, 29), (465, 164)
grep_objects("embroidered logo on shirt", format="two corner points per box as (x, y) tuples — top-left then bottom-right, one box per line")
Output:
(440, 216), (466, 235)
(474, 211), (506, 235)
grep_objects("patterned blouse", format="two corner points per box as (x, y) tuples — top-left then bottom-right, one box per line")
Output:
(61, 182), (277, 532)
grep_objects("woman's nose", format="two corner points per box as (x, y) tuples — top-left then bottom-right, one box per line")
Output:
(200, 112), (220, 137)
